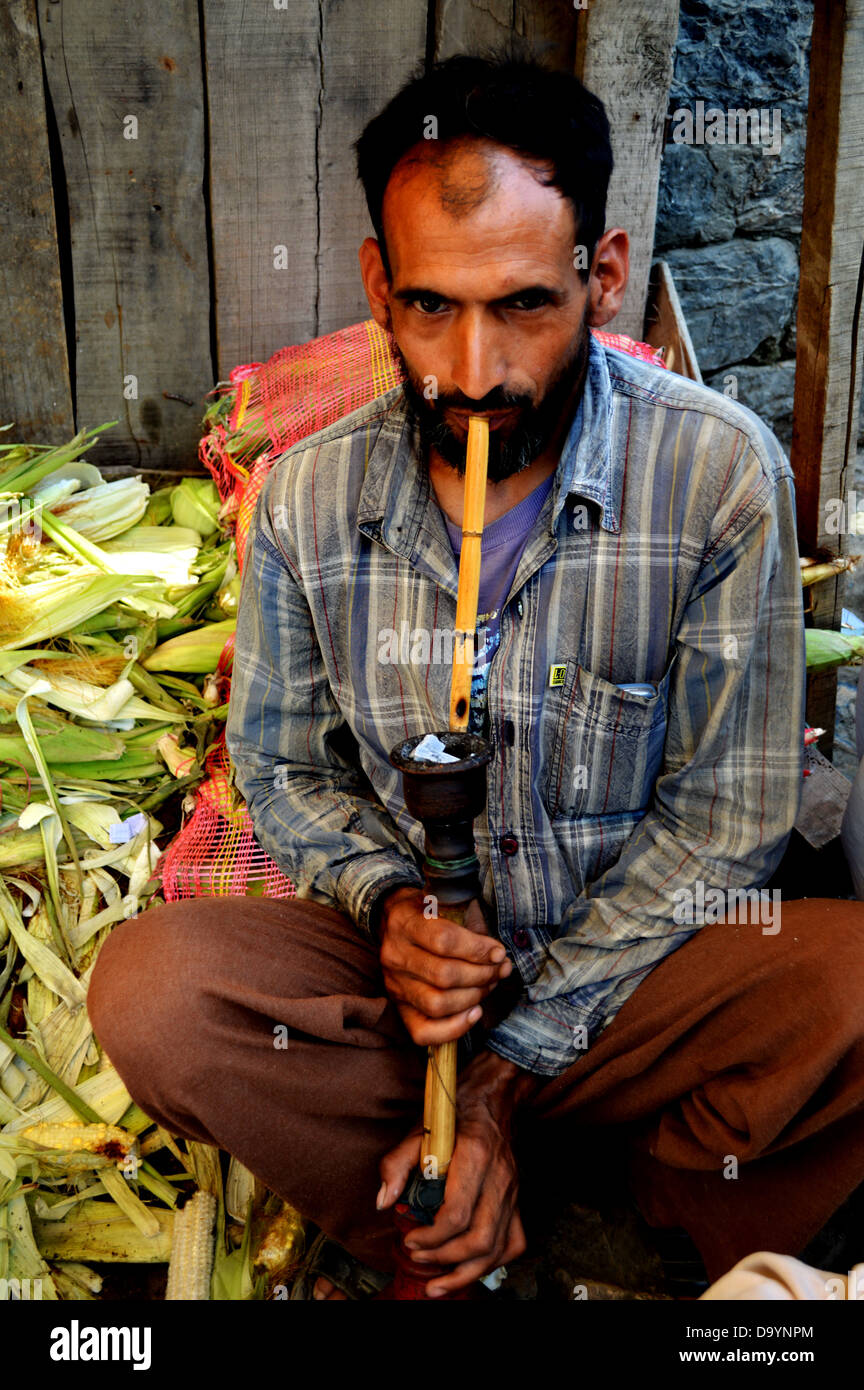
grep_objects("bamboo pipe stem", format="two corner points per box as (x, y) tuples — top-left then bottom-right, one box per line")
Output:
(448, 417), (489, 732)
(422, 416), (489, 1179)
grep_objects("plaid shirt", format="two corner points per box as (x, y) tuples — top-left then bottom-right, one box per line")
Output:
(226, 331), (805, 1076)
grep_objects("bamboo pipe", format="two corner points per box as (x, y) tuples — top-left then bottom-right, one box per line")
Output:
(421, 415), (489, 1181)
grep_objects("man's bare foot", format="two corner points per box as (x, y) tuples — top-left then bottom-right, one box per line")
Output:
(313, 1275), (348, 1300)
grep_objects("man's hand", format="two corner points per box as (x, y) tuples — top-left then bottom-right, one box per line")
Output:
(378, 1051), (541, 1296)
(378, 886), (513, 1045)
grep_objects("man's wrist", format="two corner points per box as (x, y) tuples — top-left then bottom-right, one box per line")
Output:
(367, 881), (422, 940)
(462, 1048), (543, 1119)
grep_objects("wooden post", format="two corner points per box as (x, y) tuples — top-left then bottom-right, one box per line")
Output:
(790, 0), (864, 757)
(0, 0), (73, 441)
(575, 0), (680, 341)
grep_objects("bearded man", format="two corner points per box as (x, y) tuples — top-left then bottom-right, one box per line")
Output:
(89, 55), (864, 1300)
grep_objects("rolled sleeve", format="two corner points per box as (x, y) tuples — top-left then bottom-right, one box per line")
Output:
(226, 472), (424, 935)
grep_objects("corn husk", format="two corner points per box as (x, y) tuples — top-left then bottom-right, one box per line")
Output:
(805, 628), (864, 672)
(171, 478), (221, 536)
(0, 419), (264, 1294)
(31, 1200), (174, 1263)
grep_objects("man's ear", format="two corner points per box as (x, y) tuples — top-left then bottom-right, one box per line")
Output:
(586, 228), (629, 328)
(359, 238), (391, 332)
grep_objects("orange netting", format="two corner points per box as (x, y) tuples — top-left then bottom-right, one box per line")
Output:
(161, 319), (666, 901)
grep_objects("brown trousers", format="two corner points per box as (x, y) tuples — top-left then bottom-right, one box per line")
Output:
(87, 894), (864, 1282)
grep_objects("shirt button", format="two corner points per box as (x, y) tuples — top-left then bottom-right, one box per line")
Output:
(513, 928), (530, 949)
(499, 834), (519, 856)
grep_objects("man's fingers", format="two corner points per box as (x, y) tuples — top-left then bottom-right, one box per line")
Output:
(422, 1213), (527, 1297)
(404, 1137), (487, 1251)
(426, 1254), (504, 1297)
(383, 937), (509, 993)
(408, 915), (509, 967)
(395, 1001), (482, 1046)
(390, 974), (495, 1020)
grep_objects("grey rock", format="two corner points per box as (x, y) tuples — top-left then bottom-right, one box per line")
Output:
(662, 238), (799, 371)
(655, 145), (737, 249)
(704, 361), (796, 441)
(671, 0), (812, 112)
(708, 123), (807, 237)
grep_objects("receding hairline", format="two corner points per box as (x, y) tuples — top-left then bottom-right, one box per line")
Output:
(382, 136), (566, 229)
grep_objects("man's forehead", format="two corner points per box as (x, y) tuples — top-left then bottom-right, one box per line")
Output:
(381, 140), (576, 282)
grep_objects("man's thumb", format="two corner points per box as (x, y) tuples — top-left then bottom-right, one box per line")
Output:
(378, 1132), (420, 1208)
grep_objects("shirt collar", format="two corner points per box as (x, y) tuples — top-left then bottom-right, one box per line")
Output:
(553, 328), (621, 534)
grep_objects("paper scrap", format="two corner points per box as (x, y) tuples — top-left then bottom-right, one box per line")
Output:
(109, 812), (147, 844)
(411, 733), (460, 764)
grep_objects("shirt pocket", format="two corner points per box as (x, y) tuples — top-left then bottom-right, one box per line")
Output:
(543, 653), (677, 819)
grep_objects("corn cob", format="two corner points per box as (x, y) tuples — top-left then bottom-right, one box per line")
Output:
(254, 1201), (305, 1275)
(22, 1121), (134, 1159)
(142, 620), (235, 674)
(801, 556), (860, 586)
(165, 1191), (217, 1300)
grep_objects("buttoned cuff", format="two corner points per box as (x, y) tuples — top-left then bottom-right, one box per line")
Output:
(484, 992), (608, 1077)
(335, 852), (425, 939)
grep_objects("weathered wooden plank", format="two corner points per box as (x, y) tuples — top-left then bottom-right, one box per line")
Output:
(791, 0), (864, 565)
(434, 0), (578, 69)
(790, 0), (864, 749)
(37, 0), (212, 471)
(317, 0), (428, 337)
(0, 0), (73, 441)
(643, 260), (702, 383)
(576, 0), (679, 341)
(796, 743), (851, 849)
(204, 0), (321, 372)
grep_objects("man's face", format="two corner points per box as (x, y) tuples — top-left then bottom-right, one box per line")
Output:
(375, 140), (592, 482)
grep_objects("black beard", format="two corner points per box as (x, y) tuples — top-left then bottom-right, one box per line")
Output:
(394, 324), (589, 484)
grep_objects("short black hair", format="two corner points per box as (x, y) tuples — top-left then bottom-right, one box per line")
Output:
(355, 54), (613, 284)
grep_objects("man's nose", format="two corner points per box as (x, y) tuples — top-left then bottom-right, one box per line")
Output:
(449, 310), (507, 404)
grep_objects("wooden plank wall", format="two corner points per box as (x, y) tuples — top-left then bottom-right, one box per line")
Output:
(0, 0), (73, 441)
(37, 0), (212, 471)
(204, 0), (322, 372)
(1, 0), (677, 470)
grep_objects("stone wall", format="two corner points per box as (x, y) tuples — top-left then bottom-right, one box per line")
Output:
(652, 0), (815, 444)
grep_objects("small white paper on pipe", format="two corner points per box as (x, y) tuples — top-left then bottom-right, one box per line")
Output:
(411, 733), (459, 764)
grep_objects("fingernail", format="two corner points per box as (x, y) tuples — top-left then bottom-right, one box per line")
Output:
(427, 1285), (445, 1298)
(376, 1181), (388, 1210)
(404, 1239), (418, 1250)
(491, 948), (506, 962)
(468, 1006), (482, 1022)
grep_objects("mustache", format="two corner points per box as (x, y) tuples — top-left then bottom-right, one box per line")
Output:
(425, 387), (533, 414)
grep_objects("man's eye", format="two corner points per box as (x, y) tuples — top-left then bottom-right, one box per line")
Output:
(413, 294), (447, 315)
(509, 291), (550, 311)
